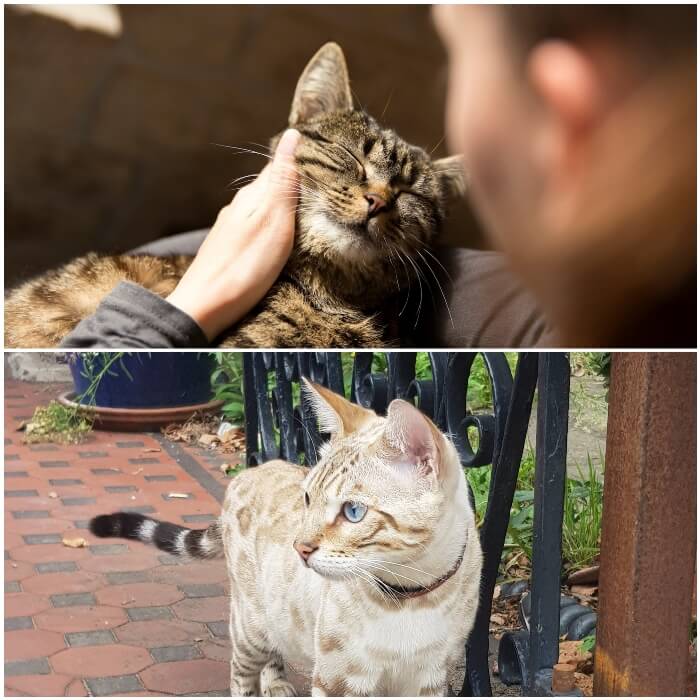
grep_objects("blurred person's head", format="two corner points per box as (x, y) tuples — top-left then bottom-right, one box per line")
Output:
(433, 5), (696, 345)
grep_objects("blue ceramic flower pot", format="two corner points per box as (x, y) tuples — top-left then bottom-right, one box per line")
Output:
(69, 353), (214, 409)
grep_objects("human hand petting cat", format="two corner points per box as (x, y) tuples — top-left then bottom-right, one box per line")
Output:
(166, 128), (301, 341)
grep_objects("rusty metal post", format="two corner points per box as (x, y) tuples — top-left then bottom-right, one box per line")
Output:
(594, 353), (696, 696)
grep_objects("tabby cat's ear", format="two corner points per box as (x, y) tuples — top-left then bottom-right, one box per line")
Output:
(302, 378), (375, 440)
(433, 155), (467, 201)
(381, 400), (444, 481)
(289, 42), (353, 125)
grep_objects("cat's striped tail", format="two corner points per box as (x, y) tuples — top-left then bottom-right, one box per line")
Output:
(89, 512), (224, 560)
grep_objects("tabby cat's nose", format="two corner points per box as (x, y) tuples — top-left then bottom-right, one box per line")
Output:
(365, 193), (388, 218)
(294, 541), (318, 565)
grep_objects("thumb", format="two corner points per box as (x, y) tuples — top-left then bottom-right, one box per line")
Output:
(267, 129), (300, 207)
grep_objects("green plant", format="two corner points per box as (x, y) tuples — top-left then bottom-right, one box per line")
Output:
(73, 352), (132, 406)
(562, 455), (604, 573)
(580, 634), (596, 654)
(211, 352), (245, 423)
(24, 400), (93, 445)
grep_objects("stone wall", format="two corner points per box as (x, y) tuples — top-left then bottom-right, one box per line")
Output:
(5, 5), (483, 286)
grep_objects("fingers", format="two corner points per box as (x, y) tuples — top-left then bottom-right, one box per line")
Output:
(266, 129), (300, 214)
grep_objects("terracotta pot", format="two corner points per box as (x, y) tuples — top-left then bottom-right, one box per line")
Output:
(58, 392), (224, 432)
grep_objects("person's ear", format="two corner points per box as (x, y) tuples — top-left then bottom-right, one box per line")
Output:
(527, 39), (605, 166)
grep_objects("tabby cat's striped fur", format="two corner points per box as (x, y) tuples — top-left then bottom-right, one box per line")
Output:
(90, 380), (482, 696)
(5, 43), (464, 348)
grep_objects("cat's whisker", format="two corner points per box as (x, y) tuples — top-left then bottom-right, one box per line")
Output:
(416, 249), (455, 330)
(354, 557), (436, 581)
(357, 560), (429, 592)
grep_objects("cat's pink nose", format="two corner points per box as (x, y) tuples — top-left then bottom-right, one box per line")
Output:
(294, 541), (318, 565)
(365, 193), (388, 218)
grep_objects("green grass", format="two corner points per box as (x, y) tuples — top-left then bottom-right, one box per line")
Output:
(211, 352), (245, 424)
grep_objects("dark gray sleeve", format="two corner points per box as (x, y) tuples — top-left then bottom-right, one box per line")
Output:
(59, 281), (209, 348)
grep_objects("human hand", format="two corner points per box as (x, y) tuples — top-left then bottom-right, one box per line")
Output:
(166, 129), (300, 341)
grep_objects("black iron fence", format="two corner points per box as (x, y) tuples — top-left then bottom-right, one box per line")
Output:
(242, 352), (574, 696)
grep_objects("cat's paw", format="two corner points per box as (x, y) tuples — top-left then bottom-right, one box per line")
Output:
(261, 679), (297, 697)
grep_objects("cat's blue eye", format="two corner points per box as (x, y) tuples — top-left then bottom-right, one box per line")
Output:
(342, 501), (367, 523)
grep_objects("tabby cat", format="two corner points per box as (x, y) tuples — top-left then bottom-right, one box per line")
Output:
(90, 380), (482, 696)
(4, 43), (464, 348)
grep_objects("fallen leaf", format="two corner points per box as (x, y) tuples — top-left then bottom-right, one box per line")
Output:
(141, 448), (161, 453)
(198, 434), (218, 446)
(489, 613), (505, 625)
(567, 565), (600, 586)
(131, 467), (144, 475)
(167, 493), (190, 499)
(62, 537), (88, 548)
(220, 463), (231, 474)
(492, 585), (501, 600)
(570, 584), (598, 597)
(48, 491), (58, 499)
(194, 637), (204, 642)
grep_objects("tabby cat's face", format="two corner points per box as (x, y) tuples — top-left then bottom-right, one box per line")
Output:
(295, 381), (462, 586)
(274, 43), (465, 268)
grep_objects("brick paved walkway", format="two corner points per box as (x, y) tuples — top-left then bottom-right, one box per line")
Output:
(4, 379), (238, 697)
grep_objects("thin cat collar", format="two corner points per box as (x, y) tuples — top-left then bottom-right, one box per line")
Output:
(381, 538), (468, 600)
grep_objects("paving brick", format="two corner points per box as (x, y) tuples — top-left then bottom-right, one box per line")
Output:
(85, 675), (143, 696)
(121, 505), (156, 514)
(89, 544), (128, 555)
(5, 629), (66, 661)
(158, 554), (182, 566)
(114, 619), (206, 647)
(11, 510), (50, 519)
(5, 592), (52, 617)
(29, 445), (58, 452)
(127, 606), (173, 621)
(182, 513), (216, 523)
(50, 592), (97, 607)
(180, 584), (226, 598)
(23, 570), (104, 595)
(97, 582), (183, 607)
(35, 605), (127, 633)
(39, 460), (69, 468)
(116, 441), (146, 448)
(49, 478), (83, 486)
(150, 644), (202, 663)
(78, 451), (108, 458)
(5, 581), (21, 593)
(206, 621), (229, 638)
(35, 561), (78, 574)
(5, 490), (39, 497)
(129, 458), (159, 465)
(22, 533), (62, 545)
(5, 658), (51, 676)
(66, 629), (116, 647)
(5, 616), (33, 632)
(173, 596), (228, 623)
(60, 497), (96, 506)
(52, 644), (152, 677)
(91, 468), (122, 475)
(140, 658), (229, 695)
(5, 673), (85, 697)
(145, 474), (176, 482)
(104, 485), (137, 493)
(6, 470), (29, 478)
(5, 453), (20, 460)
(105, 570), (149, 585)
(10, 543), (89, 565)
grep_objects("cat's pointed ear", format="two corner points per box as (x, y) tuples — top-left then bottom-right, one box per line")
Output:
(380, 400), (444, 481)
(433, 155), (467, 201)
(301, 378), (375, 440)
(289, 42), (353, 125)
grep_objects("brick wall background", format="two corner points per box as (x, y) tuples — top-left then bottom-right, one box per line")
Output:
(5, 5), (483, 286)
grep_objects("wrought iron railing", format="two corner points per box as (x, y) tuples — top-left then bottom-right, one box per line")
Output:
(242, 351), (572, 696)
